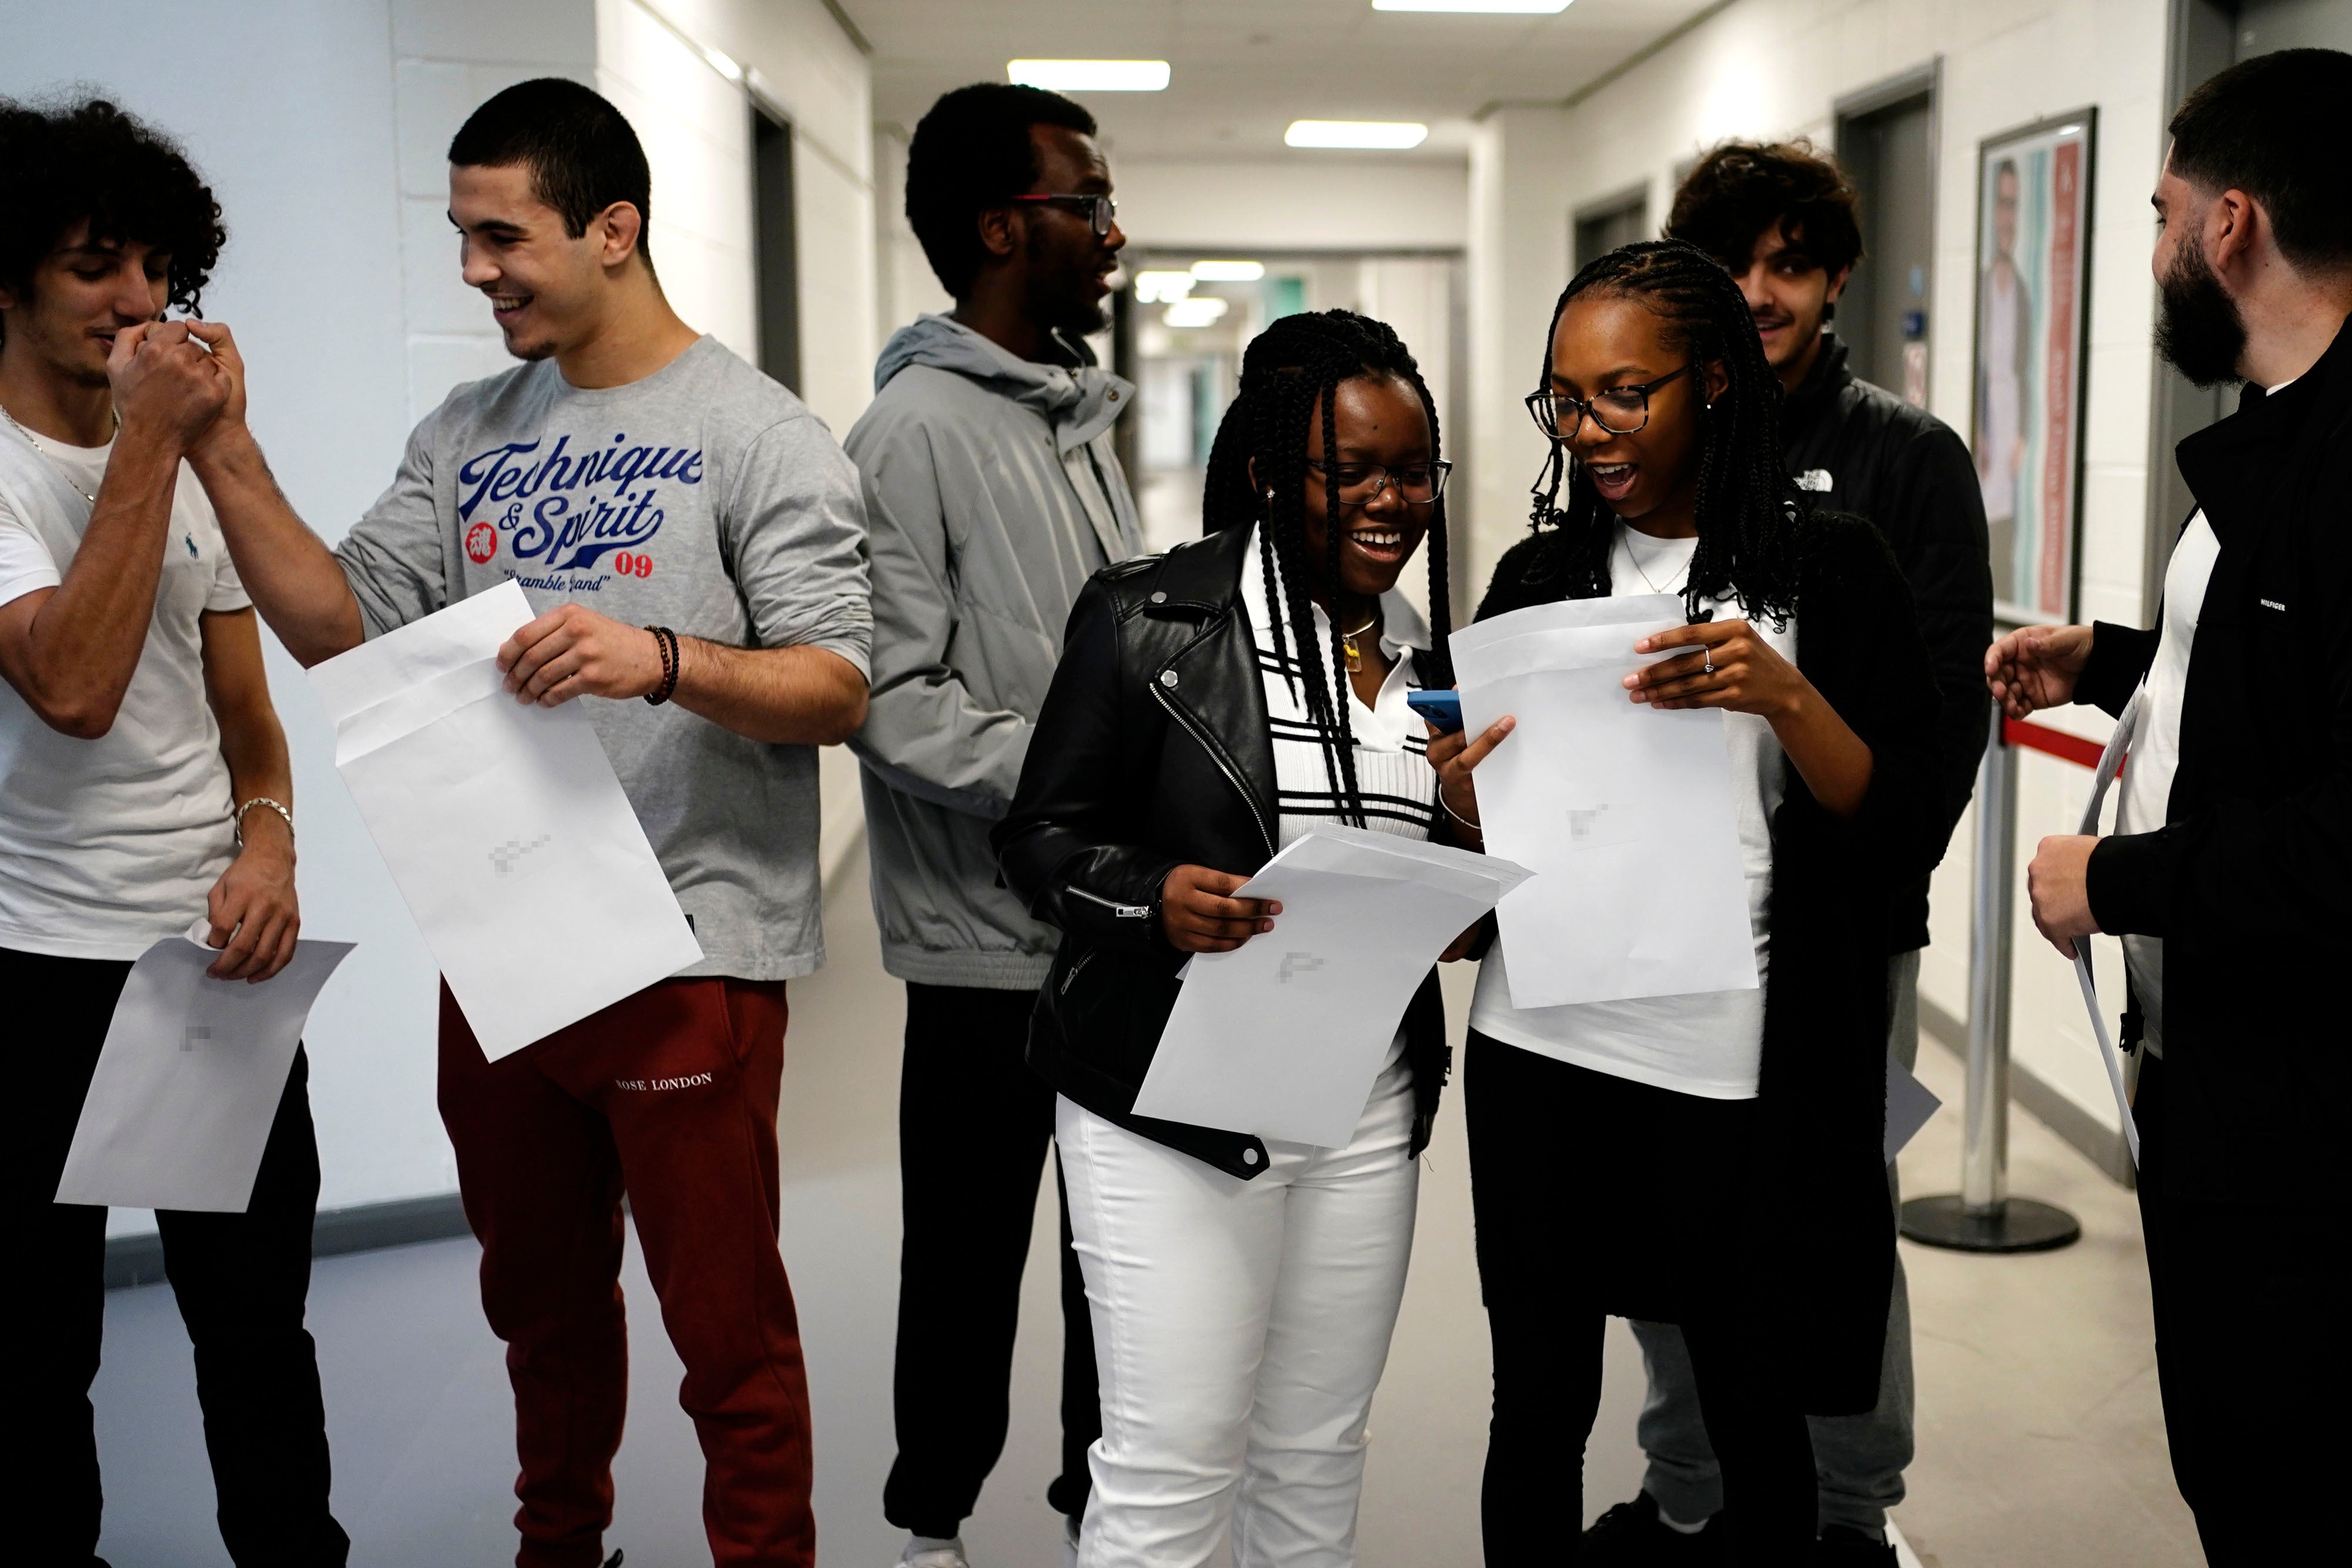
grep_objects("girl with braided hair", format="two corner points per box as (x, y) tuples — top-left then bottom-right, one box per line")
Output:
(1431, 241), (1947, 1564)
(995, 309), (1471, 1566)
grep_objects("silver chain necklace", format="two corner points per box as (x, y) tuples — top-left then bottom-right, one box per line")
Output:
(1622, 527), (1692, 596)
(1, 402), (116, 506)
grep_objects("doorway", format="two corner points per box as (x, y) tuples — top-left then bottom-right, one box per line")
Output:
(1836, 71), (1939, 406)
(752, 108), (800, 393)
(1574, 186), (1649, 272)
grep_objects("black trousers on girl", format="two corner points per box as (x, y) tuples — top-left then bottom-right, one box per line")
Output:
(1467, 1031), (1815, 1566)
(13, 945), (348, 1568)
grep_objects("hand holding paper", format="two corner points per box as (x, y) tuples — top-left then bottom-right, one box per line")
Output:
(1132, 825), (1531, 1148)
(311, 581), (702, 1060)
(56, 934), (355, 1212)
(1451, 596), (1758, 1009)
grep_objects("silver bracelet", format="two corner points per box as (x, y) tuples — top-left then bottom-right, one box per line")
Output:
(235, 796), (295, 847)
(1439, 792), (1482, 834)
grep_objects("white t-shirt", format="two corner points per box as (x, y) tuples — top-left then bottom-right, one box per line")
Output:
(0, 424), (251, 958)
(1469, 524), (1794, 1099)
(2108, 375), (2296, 1056)
(2112, 513), (2221, 1058)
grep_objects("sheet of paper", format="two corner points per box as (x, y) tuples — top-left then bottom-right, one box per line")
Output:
(55, 935), (355, 1212)
(313, 582), (703, 1059)
(1885, 1056), (1943, 1164)
(1452, 598), (1758, 1009)
(1133, 826), (1531, 1147)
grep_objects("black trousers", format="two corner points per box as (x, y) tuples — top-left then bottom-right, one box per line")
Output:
(1466, 1035), (1816, 1566)
(2137, 1052), (2346, 1566)
(883, 982), (1100, 1537)
(12, 945), (348, 1568)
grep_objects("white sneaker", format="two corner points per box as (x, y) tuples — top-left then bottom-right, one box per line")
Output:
(898, 1537), (971, 1568)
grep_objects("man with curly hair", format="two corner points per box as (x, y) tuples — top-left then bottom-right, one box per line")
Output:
(0, 96), (349, 1567)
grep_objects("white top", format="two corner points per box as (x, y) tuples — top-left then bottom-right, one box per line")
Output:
(2112, 513), (2221, 1058)
(1469, 524), (1794, 1099)
(1239, 526), (1439, 1072)
(0, 423), (250, 959)
(2109, 373), (2296, 1056)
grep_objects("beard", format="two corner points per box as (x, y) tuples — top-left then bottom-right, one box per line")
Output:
(2154, 238), (2247, 387)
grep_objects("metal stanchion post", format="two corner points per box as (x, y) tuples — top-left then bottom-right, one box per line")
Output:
(1900, 714), (2082, 1252)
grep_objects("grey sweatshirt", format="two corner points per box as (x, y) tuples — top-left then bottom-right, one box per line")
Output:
(846, 315), (1143, 989)
(335, 336), (872, 982)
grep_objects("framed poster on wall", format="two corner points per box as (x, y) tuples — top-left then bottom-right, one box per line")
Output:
(1972, 109), (2096, 623)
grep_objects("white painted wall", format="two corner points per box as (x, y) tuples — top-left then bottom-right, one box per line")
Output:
(4, 0), (873, 1240)
(1464, 0), (2180, 1144)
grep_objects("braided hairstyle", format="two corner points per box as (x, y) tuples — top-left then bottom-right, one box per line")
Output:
(1201, 309), (1452, 828)
(1521, 239), (1805, 624)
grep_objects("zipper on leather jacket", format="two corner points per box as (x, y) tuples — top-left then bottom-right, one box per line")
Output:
(1067, 887), (1152, 920)
(1059, 950), (1096, 994)
(1151, 678), (1278, 857)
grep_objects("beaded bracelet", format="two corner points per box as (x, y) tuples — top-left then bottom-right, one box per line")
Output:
(644, 625), (680, 706)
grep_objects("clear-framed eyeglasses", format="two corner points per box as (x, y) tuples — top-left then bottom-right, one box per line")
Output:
(1010, 192), (1118, 238)
(1302, 458), (1453, 508)
(1524, 363), (1696, 440)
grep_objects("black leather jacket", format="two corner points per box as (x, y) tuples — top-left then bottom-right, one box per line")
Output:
(1782, 335), (1993, 953)
(993, 524), (1451, 1178)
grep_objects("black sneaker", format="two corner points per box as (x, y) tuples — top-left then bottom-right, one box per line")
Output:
(1581, 1491), (1724, 1564)
(1815, 1526), (1897, 1566)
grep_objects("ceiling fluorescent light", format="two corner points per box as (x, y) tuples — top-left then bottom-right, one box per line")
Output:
(1373, 1), (1572, 12)
(1190, 260), (1265, 282)
(1008, 59), (1171, 92)
(1134, 270), (1197, 304)
(1286, 120), (1429, 150)
(1164, 297), (1231, 328)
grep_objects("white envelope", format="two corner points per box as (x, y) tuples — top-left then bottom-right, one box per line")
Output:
(313, 580), (703, 1059)
(56, 935), (355, 1212)
(1453, 597), (1758, 1009)
(1133, 825), (1531, 1148)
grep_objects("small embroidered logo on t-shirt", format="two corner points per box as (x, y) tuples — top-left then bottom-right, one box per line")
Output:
(184, 533), (198, 559)
(2261, 599), (2286, 611)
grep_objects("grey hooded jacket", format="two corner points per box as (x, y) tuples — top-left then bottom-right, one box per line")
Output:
(845, 314), (1144, 988)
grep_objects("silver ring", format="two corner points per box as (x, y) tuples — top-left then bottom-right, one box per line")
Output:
(1702, 650), (1714, 674)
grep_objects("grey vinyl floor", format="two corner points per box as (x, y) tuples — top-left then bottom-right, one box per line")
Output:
(91, 871), (2198, 1567)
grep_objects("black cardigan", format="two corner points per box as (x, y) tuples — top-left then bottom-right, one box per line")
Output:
(2081, 313), (2352, 1201)
(993, 524), (1452, 1179)
(1475, 510), (1948, 1413)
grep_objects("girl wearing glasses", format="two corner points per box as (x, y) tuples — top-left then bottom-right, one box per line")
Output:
(1431, 241), (1945, 1564)
(995, 310), (1464, 1567)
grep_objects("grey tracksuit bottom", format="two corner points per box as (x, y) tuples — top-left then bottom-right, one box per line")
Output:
(1630, 950), (1920, 1539)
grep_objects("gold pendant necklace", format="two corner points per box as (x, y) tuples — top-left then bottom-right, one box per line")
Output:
(1339, 613), (1378, 674)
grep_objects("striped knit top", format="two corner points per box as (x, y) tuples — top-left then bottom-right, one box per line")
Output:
(1237, 526), (1442, 850)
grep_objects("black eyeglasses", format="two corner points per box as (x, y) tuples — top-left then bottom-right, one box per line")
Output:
(1010, 192), (1118, 238)
(1304, 459), (1452, 507)
(1524, 363), (1696, 440)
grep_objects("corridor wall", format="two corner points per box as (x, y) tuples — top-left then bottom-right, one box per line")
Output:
(1464, 0), (2180, 1164)
(1, 0), (876, 1245)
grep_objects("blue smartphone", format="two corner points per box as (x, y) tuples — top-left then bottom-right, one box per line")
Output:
(1406, 688), (1464, 734)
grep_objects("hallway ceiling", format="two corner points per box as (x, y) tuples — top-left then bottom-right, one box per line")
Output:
(846, 0), (1724, 163)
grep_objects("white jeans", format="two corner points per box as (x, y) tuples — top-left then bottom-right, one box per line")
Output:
(1057, 1064), (1421, 1568)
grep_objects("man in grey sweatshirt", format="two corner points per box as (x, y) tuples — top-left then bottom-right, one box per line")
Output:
(846, 83), (1142, 1568)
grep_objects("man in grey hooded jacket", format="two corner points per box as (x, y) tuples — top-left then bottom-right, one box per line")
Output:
(845, 83), (1142, 1568)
